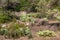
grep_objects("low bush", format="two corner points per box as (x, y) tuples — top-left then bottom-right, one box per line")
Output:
(0, 22), (32, 38)
(14, 3), (21, 12)
(0, 28), (8, 35)
(19, 0), (30, 11)
(37, 13), (48, 18)
(27, 13), (48, 18)
(0, 13), (12, 23)
(20, 13), (34, 23)
(37, 30), (56, 37)
(46, 9), (60, 20)
(56, 16), (60, 21)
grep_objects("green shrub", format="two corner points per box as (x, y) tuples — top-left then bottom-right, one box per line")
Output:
(0, 22), (32, 38)
(20, 13), (34, 23)
(0, 28), (8, 35)
(37, 13), (48, 18)
(27, 13), (48, 19)
(46, 9), (60, 20)
(27, 13), (41, 18)
(15, 3), (21, 12)
(27, 13), (48, 18)
(37, 30), (56, 37)
(56, 16), (60, 21)
(0, 13), (12, 23)
(36, 0), (49, 12)
(19, 0), (30, 11)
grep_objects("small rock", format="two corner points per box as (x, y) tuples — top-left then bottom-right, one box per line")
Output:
(2, 24), (7, 28)
(26, 22), (29, 25)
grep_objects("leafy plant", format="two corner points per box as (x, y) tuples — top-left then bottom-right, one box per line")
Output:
(56, 16), (60, 21)
(0, 22), (32, 38)
(27, 13), (48, 18)
(15, 3), (21, 12)
(19, 0), (30, 11)
(20, 13), (34, 23)
(37, 30), (56, 37)
(0, 28), (8, 35)
(45, 9), (60, 20)
(0, 13), (12, 23)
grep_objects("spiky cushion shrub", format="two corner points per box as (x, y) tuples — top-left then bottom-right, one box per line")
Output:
(37, 30), (56, 37)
